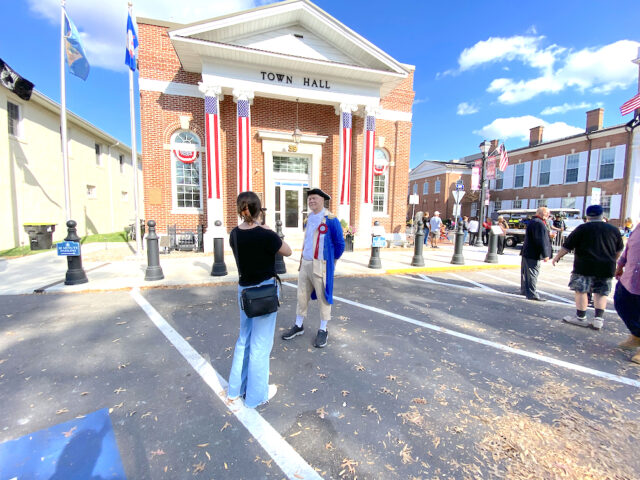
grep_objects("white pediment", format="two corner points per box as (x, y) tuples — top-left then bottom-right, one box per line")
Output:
(169, 0), (409, 77)
(223, 25), (360, 66)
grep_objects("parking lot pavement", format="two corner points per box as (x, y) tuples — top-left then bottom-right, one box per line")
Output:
(2, 267), (639, 479)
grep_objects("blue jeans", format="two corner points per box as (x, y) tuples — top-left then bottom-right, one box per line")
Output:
(614, 282), (640, 337)
(228, 278), (278, 408)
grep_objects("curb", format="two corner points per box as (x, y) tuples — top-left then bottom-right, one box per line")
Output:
(386, 264), (520, 274)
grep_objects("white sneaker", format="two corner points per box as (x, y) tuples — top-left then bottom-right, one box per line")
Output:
(563, 315), (589, 328)
(267, 384), (278, 401)
(591, 317), (604, 330)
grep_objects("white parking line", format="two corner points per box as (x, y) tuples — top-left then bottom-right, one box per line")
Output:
(448, 272), (498, 292)
(283, 282), (640, 389)
(130, 288), (322, 480)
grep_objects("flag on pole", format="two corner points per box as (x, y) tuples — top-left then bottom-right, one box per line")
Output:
(63, 10), (90, 80)
(125, 12), (138, 71)
(620, 92), (640, 116)
(498, 143), (509, 172)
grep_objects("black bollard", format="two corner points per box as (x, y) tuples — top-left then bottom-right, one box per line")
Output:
(411, 221), (425, 266)
(64, 220), (88, 285)
(274, 219), (286, 274)
(451, 222), (465, 265)
(484, 230), (499, 263)
(211, 220), (228, 276)
(144, 220), (165, 281)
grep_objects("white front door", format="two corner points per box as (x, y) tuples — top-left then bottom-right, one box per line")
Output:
(274, 183), (309, 236)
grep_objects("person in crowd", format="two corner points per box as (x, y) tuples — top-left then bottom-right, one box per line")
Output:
(482, 217), (492, 245)
(422, 211), (430, 244)
(462, 216), (469, 244)
(551, 214), (566, 246)
(282, 188), (345, 348)
(520, 207), (552, 301)
(496, 215), (508, 254)
(429, 211), (443, 248)
(228, 191), (292, 408)
(614, 225), (640, 363)
(468, 217), (479, 246)
(624, 217), (634, 236)
(552, 205), (624, 330)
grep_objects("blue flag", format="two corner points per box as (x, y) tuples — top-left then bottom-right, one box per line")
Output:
(125, 12), (139, 71)
(64, 10), (90, 80)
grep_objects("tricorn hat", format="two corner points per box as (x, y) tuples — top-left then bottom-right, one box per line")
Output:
(307, 188), (330, 200)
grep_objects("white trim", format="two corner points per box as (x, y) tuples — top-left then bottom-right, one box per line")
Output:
(257, 129), (327, 144)
(139, 78), (202, 97)
(377, 108), (412, 122)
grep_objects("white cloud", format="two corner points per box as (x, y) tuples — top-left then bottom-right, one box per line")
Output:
(454, 34), (640, 104)
(474, 115), (583, 142)
(413, 97), (429, 105)
(27, 0), (261, 71)
(540, 102), (601, 115)
(456, 102), (478, 115)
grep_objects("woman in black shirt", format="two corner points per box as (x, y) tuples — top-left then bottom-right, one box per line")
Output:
(228, 191), (292, 408)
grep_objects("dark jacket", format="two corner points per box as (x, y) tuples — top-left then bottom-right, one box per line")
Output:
(521, 216), (552, 260)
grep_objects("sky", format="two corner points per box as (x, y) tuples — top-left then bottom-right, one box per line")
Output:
(2, 0), (639, 168)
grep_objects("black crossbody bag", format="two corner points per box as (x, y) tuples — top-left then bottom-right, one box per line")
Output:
(231, 229), (281, 318)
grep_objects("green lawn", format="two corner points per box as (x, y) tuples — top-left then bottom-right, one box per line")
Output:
(0, 231), (129, 258)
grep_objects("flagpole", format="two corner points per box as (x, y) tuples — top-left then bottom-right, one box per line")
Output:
(128, 2), (142, 256)
(60, 0), (71, 221)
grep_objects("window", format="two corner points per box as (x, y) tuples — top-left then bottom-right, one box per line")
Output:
(513, 199), (522, 209)
(538, 159), (550, 186)
(471, 202), (478, 217)
(537, 198), (547, 207)
(565, 154), (579, 183)
(494, 200), (502, 211)
(599, 148), (615, 180)
(119, 154), (125, 174)
(601, 195), (611, 218)
(273, 155), (309, 174)
(7, 101), (21, 136)
(514, 164), (524, 188)
(495, 169), (504, 190)
(95, 143), (102, 166)
(412, 183), (418, 195)
(87, 185), (96, 198)
(423, 182), (429, 195)
(172, 130), (202, 210)
(562, 197), (576, 209)
(434, 179), (441, 193)
(373, 149), (389, 214)
(121, 191), (128, 201)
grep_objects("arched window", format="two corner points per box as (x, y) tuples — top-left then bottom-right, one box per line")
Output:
(373, 148), (389, 214)
(171, 130), (202, 210)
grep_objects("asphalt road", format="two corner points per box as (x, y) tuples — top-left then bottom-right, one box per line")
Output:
(1, 261), (639, 479)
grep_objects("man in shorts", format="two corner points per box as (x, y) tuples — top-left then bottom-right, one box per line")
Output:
(429, 211), (442, 248)
(552, 205), (624, 330)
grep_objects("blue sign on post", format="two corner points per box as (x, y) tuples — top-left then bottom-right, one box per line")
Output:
(455, 182), (464, 190)
(372, 236), (386, 248)
(57, 241), (81, 256)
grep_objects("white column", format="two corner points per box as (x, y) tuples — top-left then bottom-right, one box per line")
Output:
(357, 105), (378, 247)
(336, 103), (358, 225)
(198, 82), (225, 253)
(232, 89), (255, 194)
(624, 48), (640, 222)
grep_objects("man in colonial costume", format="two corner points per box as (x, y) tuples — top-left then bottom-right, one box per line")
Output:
(282, 188), (345, 348)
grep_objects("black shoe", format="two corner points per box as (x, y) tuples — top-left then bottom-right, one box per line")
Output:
(314, 329), (328, 348)
(282, 324), (304, 340)
(527, 297), (547, 302)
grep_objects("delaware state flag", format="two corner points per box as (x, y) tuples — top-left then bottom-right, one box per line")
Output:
(125, 12), (138, 71)
(64, 10), (90, 80)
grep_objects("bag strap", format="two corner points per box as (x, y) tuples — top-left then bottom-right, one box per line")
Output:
(232, 227), (281, 294)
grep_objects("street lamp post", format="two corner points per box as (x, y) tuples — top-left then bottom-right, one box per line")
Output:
(475, 140), (491, 246)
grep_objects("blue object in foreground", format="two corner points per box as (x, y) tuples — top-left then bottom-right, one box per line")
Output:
(0, 408), (126, 479)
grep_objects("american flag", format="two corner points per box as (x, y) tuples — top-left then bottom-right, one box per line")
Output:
(363, 115), (376, 204)
(498, 143), (509, 172)
(204, 96), (221, 199)
(237, 100), (252, 193)
(340, 111), (353, 205)
(620, 92), (640, 116)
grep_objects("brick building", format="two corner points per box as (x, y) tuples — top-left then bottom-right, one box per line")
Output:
(409, 108), (639, 227)
(137, 0), (415, 249)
